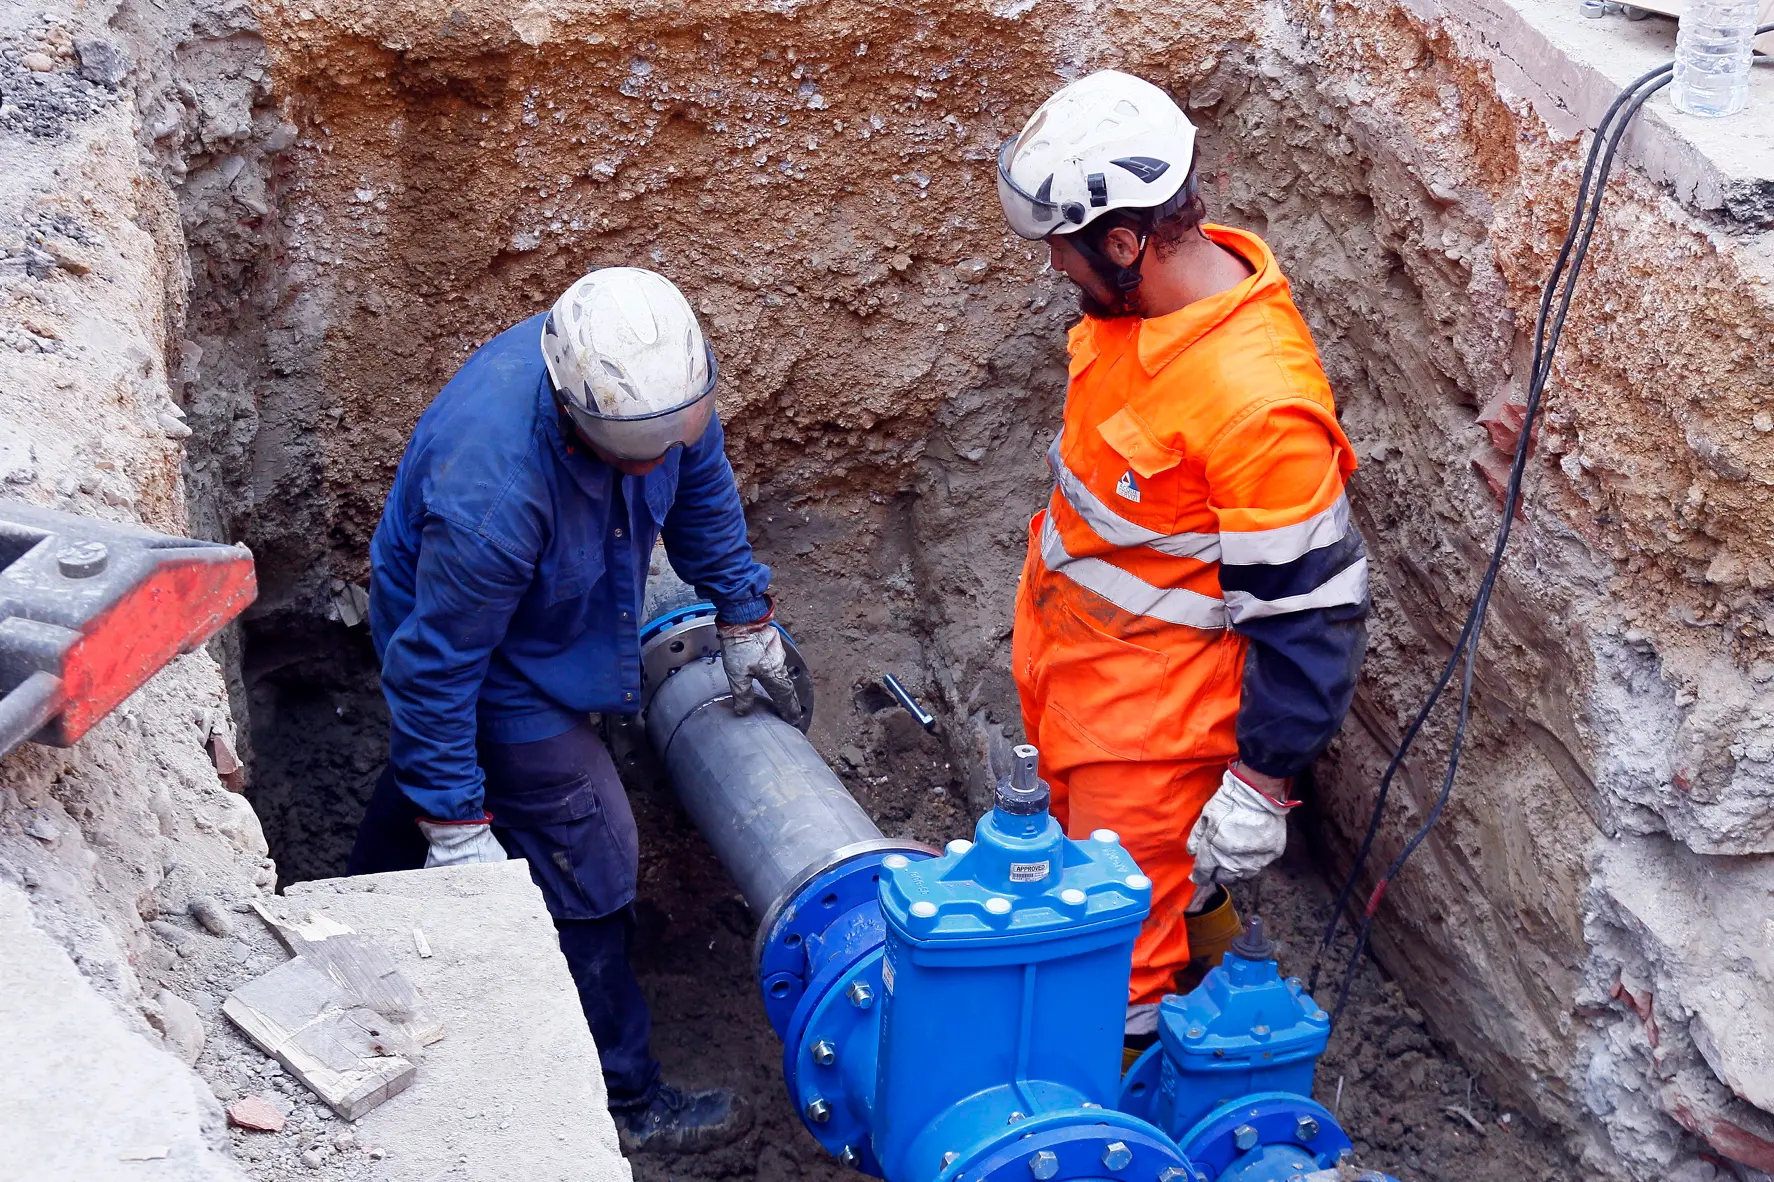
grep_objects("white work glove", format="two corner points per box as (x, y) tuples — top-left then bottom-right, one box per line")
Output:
(716, 611), (803, 724)
(1187, 767), (1294, 886)
(416, 819), (508, 869)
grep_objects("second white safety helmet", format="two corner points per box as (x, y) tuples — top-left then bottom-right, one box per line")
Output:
(997, 70), (1198, 241)
(541, 267), (717, 462)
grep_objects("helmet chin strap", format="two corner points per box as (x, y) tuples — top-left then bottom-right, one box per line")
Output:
(1066, 228), (1151, 317)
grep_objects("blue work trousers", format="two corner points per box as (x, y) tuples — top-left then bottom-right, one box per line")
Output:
(346, 720), (661, 1109)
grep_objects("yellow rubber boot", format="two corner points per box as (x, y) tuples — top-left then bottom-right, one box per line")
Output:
(1176, 886), (1242, 994)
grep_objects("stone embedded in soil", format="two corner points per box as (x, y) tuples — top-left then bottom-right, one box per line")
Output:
(228, 1094), (287, 1132)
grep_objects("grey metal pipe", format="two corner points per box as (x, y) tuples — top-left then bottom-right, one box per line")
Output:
(644, 656), (886, 919)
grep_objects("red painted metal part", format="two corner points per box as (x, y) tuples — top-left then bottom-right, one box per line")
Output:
(0, 501), (257, 756)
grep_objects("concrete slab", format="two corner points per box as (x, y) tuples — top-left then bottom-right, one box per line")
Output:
(1418, 0), (1774, 223)
(284, 860), (631, 1182)
(0, 883), (245, 1182)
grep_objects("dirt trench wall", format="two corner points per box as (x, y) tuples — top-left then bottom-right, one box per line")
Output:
(141, 0), (1774, 1177)
(0, 0), (282, 1172)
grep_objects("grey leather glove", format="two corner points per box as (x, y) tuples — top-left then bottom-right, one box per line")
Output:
(716, 604), (803, 724)
(1187, 768), (1293, 886)
(416, 819), (508, 869)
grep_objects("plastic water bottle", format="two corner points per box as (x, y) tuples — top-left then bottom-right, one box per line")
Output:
(1670, 0), (1760, 117)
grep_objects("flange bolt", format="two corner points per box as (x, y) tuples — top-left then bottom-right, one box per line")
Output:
(812, 1040), (836, 1067)
(1233, 1124), (1260, 1152)
(1158, 1170), (1194, 1182)
(56, 541), (107, 579)
(1295, 1116), (1320, 1141)
(1027, 1149), (1059, 1179)
(942, 1151), (959, 1168)
(1101, 1141), (1133, 1170)
(847, 981), (874, 1009)
(838, 1146), (860, 1166)
(806, 1098), (832, 1124)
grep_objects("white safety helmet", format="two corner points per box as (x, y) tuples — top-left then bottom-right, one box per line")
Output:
(540, 267), (718, 463)
(996, 69), (1198, 242)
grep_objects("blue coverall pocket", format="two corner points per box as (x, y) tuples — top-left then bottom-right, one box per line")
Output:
(490, 781), (639, 920)
(480, 724), (640, 921)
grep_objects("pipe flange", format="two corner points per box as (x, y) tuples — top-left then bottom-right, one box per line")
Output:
(754, 839), (937, 970)
(1117, 1040), (1164, 1123)
(638, 602), (815, 731)
(1175, 1093), (1350, 1181)
(942, 1109), (1196, 1182)
(782, 946), (886, 1170)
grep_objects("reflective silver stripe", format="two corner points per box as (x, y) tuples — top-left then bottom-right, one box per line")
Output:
(1046, 432), (1220, 561)
(1040, 516), (1229, 630)
(1220, 494), (1352, 567)
(1224, 557), (1369, 624)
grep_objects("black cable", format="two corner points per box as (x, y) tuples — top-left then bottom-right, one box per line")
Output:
(1307, 30), (1770, 1014)
(1308, 57), (1682, 996)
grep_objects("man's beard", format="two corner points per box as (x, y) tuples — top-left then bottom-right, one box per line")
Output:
(1075, 283), (1137, 320)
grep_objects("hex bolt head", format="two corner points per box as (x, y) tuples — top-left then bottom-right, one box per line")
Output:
(1233, 1124), (1260, 1152)
(941, 1151), (960, 1168)
(1101, 1141), (1133, 1170)
(1157, 1170), (1193, 1182)
(1294, 1116), (1320, 1141)
(1027, 1149), (1060, 1179)
(1007, 1110), (1026, 1123)
(847, 981), (874, 1009)
(838, 1145), (860, 1167)
(56, 541), (107, 579)
(812, 1040), (837, 1067)
(805, 1097), (832, 1124)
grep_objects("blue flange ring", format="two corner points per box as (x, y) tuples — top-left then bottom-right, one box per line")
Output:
(1177, 1092), (1352, 1180)
(948, 1111), (1198, 1182)
(1117, 1041), (1164, 1123)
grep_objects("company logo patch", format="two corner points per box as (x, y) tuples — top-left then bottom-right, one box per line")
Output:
(1115, 470), (1141, 503)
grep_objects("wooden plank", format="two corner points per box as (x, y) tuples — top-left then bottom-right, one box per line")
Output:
(222, 956), (416, 1121)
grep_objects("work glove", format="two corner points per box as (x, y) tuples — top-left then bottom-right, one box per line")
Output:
(1187, 766), (1295, 886)
(416, 818), (508, 869)
(716, 599), (803, 724)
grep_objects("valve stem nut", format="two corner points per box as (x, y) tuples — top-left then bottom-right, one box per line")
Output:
(846, 981), (874, 1009)
(812, 1040), (836, 1067)
(1101, 1140), (1133, 1170)
(1233, 1124), (1260, 1152)
(1027, 1149), (1060, 1179)
(1295, 1115), (1320, 1141)
(806, 1097), (832, 1124)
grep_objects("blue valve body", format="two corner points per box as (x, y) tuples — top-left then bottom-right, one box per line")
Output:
(1153, 944), (1332, 1137)
(873, 805), (1159, 1180)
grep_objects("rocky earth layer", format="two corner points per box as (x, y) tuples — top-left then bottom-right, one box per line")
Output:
(3, 0), (1773, 1176)
(0, 0), (271, 1175)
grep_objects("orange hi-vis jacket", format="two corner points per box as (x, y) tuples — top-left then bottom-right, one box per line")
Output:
(1013, 225), (1369, 1006)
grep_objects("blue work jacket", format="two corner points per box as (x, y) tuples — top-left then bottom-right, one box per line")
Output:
(368, 313), (771, 822)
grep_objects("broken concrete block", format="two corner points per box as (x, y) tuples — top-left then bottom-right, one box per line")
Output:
(223, 954), (417, 1121)
(226, 1094), (285, 1132)
(0, 884), (244, 1180)
(284, 861), (631, 1179)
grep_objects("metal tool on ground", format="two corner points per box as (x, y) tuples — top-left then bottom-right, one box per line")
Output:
(0, 501), (256, 759)
(880, 673), (935, 732)
(636, 574), (1403, 1181)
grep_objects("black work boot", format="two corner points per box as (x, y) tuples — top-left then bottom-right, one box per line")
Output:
(614, 1083), (750, 1154)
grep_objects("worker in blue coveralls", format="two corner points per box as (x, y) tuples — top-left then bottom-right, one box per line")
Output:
(346, 267), (800, 1154)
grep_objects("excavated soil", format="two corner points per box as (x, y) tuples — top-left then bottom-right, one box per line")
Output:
(85, 0), (1774, 1172)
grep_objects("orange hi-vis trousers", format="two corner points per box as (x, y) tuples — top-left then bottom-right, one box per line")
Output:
(1013, 225), (1365, 1007)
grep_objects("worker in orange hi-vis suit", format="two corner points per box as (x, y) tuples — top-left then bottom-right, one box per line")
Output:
(995, 70), (1370, 1057)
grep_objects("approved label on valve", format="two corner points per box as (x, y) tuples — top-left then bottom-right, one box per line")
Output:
(1009, 861), (1050, 883)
